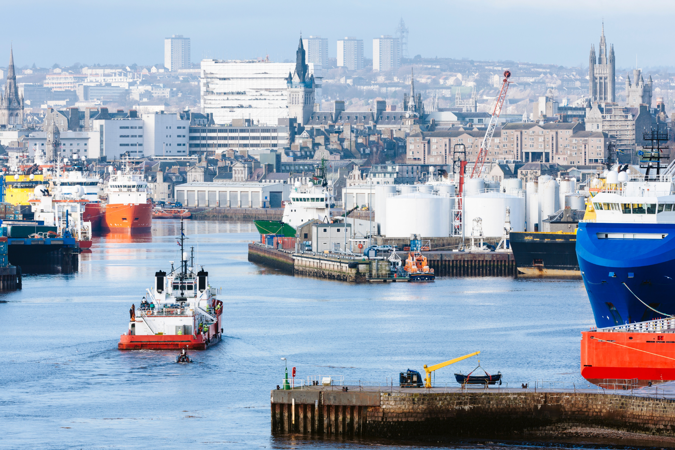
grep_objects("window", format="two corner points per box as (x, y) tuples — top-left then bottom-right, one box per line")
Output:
(622, 203), (631, 214)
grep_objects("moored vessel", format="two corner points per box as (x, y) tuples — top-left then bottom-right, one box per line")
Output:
(102, 160), (152, 233)
(581, 317), (675, 387)
(119, 221), (222, 350)
(152, 208), (191, 219)
(577, 168), (675, 328)
(254, 160), (333, 238)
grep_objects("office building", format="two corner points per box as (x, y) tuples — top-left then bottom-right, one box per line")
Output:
(188, 119), (291, 154)
(91, 110), (144, 159)
(373, 36), (400, 72)
(164, 35), (191, 71)
(337, 37), (364, 71)
(302, 36), (328, 68)
(142, 112), (190, 157)
(201, 59), (315, 126)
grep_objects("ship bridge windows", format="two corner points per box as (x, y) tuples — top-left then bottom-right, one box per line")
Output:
(658, 204), (674, 213)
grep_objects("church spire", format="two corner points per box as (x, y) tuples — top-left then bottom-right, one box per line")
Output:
(7, 45), (15, 80)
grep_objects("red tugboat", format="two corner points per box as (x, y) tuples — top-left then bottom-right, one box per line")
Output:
(118, 220), (222, 350)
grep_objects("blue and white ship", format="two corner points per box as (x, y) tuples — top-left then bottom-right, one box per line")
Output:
(577, 168), (675, 328)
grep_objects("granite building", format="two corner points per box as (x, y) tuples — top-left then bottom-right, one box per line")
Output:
(589, 24), (615, 104)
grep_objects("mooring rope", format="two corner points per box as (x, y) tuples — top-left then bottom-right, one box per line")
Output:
(623, 282), (673, 318)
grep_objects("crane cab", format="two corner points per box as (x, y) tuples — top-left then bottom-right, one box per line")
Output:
(399, 369), (423, 388)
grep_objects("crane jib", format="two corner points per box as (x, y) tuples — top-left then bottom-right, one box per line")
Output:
(470, 73), (511, 180)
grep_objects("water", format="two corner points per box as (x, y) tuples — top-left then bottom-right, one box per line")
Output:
(0, 220), (597, 449)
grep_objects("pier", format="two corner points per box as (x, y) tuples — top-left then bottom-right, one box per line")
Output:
(8, 237), (79, 274)
(271, 384), (675, 441)
(248, 243), (515, 281)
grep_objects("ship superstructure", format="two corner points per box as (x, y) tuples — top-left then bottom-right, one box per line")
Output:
(255, 160), (333, 237)
(119, 221), (222, 350)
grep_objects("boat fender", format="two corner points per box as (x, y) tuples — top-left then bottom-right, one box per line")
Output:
(358, 243), (363, 249)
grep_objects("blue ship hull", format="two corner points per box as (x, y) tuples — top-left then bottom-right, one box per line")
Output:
(576, 222), (675, 328)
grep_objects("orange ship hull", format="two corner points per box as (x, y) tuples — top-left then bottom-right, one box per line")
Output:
(101, 203), (152, 233)
(581, 330), (675, 386)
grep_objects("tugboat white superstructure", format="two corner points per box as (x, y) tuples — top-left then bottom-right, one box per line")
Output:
(118, 220), (223, 350)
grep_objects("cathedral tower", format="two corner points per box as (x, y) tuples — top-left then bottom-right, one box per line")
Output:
(287, 38), (315, 126)
(0, 47), (24, 127)
(588, 24), (615, 104)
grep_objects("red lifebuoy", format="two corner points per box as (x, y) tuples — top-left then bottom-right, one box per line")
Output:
(358, 243), (363, 249)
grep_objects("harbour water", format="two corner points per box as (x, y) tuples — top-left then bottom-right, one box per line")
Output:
(0, 220), (595, 449)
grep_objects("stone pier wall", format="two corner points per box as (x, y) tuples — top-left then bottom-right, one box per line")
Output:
(247, 244), (294, 274)
(293, 255), (367, 282)
(272, 388), (675, 440)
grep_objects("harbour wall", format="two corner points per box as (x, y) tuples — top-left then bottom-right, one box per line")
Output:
(190, 207), (374, 222)
(247, 243), (294, 273)
(249, 243), (515, 281)
(271, 388), (675, 441)
(425, 252), (515, 277)
(0, 266), (21, 291)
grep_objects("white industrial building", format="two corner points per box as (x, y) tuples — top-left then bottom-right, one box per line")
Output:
(337, 38), (364, 71)
(175, 182), (290, 208)
(373, 36), (400, 72)
(92, 116), (144, 159)
(165, 35), (191, 71)
(302, 36), (328, 68)
(200, 60), (317, 126)
(24, 130), (101, 159)
(142, 112), (189, 157)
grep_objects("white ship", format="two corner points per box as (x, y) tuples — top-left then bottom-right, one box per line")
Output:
(119, 220), (223, 350)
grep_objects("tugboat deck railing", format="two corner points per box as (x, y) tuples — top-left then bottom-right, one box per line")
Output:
(595, 317), (675, 333)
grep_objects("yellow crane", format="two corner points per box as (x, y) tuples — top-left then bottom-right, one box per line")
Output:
(423, 351), (480, 388)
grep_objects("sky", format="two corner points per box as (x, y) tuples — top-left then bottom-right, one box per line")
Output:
(1, 0), (674, 70)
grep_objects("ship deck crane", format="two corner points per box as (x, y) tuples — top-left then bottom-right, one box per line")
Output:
(423, 351), (480, 388)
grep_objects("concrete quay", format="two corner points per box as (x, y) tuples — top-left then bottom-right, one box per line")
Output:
(271, 384), (675, 442)
(248, 243), (515, 281)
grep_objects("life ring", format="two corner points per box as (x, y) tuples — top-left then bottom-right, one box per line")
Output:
(358, 243), (363, 249)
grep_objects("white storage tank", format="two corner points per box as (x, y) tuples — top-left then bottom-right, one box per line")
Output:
(436, 184), (455, 197)
(566, 194), (586, 211)
(464, 193), (525, 238)
(399, 185), (415, 195)
(526, 181), (539, 232)
(385, 193), (451, 237)
(465, 178), (485, 196)
(418, 185), (433, 195)
(374, 185), (397, 235)
(539, 179), (559, 223)
(502, 178), (522, 195)
(559, 179), (573, 208)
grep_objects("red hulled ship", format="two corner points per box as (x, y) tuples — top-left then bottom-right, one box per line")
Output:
(581, 318), (675, 386)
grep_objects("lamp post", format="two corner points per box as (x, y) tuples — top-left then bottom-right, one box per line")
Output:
(281, 357), (290, 390)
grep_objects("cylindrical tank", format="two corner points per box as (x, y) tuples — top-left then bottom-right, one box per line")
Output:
(436, 184), (454, 197)
(465, 178), (485, 196)
(485, 180), (500, 191)
(502, 178), (522, 195)
(559, 179), (572, 208)
(464, 193), (525, 238)
(374, 185), (397, 235)
(418, 185), (433, 195)
(539, 179), (559, 221)
(385, 194), (450, 237)
(399, 185), (415, 195)
(566, 194), (586, 211)
(526, 181), (539, 232)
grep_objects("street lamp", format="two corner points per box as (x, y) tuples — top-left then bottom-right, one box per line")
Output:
(281, 357), (290, 390)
